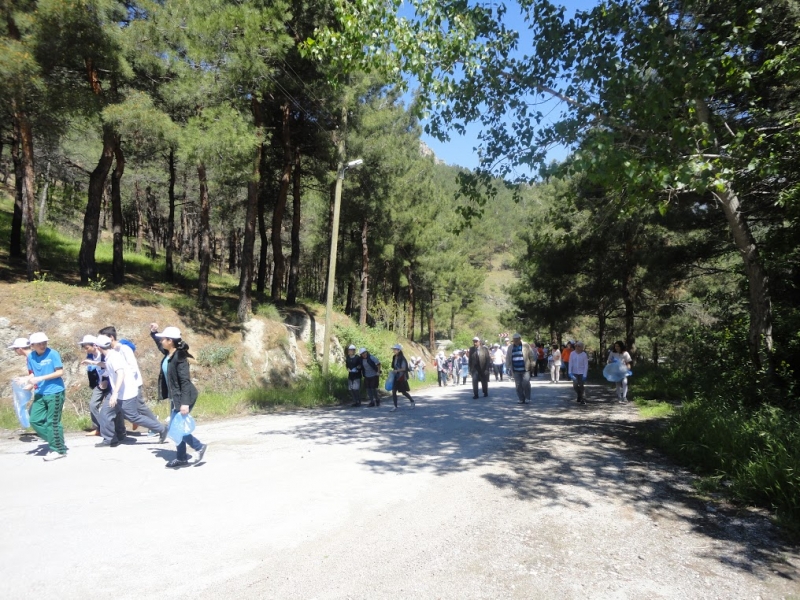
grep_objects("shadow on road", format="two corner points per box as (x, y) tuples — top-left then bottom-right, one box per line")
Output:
(260, 377), (798, 582)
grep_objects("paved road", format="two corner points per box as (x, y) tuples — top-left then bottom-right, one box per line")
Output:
(1, 376), (797, 599)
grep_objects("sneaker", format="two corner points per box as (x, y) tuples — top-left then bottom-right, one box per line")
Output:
(192, 444), (208, 465)
(165, 458), (189, 468)
(158, 426), (169, 444)
(619, 398), (629, 404)
(376, 400), (381, 407)
(350, 401), (362, 407)
(367, 402), (376, 407)
(43, 452), (67, 462)
(390, 407), (397, 412)
(410, 400), (415, 409)
(147, 430), (158, 437)
(95, 440), (119, 448)
(473, 395), (479, 399)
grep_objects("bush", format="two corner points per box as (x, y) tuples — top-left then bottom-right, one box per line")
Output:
(196, 345), (235, 366)
(245, 367), (349, 408)
(662, 400), (800, 525)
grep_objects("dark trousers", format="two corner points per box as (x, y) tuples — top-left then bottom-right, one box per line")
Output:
(438, 370), (448, 386)
(573, 374), (586, 402)
(472, 370), (489, 397)
(492, 364), (503, 381)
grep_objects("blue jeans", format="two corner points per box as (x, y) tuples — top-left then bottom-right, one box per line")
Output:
(171, 408), (203, 461)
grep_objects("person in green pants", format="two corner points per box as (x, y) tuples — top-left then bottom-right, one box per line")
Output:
(23, 332), (68, 461)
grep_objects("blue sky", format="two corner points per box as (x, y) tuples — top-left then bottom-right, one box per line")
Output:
(410, 0), (600, 172)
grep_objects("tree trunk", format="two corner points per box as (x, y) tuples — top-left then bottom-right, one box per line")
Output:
(9, 122), (23, 258)
(110, 142), (125, 284)
(256, 142), (270, 297)
(228, 227), (238, 274)
(694, 98), (773, 369)
(449, 306), (456, 342)
(715, 187), (773, 368)
(286, 148), (302, 305)
(79, 125), (116, 284)
(15, 105), (39, 280)
(407, 266), (415, 340)
(134, 181), (144, 254)
(37, 161), (50, 227)
(427, 292), (436, 351)
(165, 149), (177, 282)
(197, 163), (211, 307)
(359, 217), (369, 326)
(271, 103), (292, 302)
(237, 98), (264, 322)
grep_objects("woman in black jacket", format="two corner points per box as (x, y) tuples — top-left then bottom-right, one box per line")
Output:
(389, 344), (415, 412)
(345, 344), (363, 406)
(150, 323), (207, 468)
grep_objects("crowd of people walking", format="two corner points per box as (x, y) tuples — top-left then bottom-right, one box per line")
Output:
(7, 324), (207, 467)
(8, 327), (632, 462)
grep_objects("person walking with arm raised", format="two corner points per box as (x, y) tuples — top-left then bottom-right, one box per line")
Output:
(150, 324), (207, 468)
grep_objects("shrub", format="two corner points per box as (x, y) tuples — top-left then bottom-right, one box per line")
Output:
(196, 345), (235, 366)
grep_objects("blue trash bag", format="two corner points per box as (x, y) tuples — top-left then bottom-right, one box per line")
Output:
(168, 413), (196, 444)
(11, 381), (32, 428)
(603, 361), (631, 383)
(384, 372), (395, 392)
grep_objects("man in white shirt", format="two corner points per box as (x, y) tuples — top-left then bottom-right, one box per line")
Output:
(94, 336), (168, 446)
(99, 326), (160, 433)
(568, 341), (590, 405)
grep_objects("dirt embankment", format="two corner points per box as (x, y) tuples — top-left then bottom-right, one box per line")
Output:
(0, 282), (433, 412)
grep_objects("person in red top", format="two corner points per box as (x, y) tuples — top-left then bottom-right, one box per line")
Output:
(561, 343), (573, 381)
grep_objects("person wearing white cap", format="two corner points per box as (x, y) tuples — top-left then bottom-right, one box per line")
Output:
(77, 334), (105, 437)
(98, 325), (156, 434)
(150, 324), (207, 467)
(468, 336), (492, 399)
(95, 335), (168, 448)
(436, 351), (448, 387)
(389, 344), (415, 411)
(457, 350), (469, 384)
(7, 337), (31, 357)
(491, 344), (504, 381)
(345, 345), (363, 406)
(23, 332), (68, 461)
(505, 333), (536, 404)
(358, 347), (382, 407)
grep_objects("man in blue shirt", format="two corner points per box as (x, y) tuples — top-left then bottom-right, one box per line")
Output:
(24, 332), (68, 461)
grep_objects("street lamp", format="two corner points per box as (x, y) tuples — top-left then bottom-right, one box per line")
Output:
(322, 158), (363, 374)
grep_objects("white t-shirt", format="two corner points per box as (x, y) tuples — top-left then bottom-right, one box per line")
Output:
(608, 350), (632, 366)
(116, 343), (142, 386)
(104, 350), (139, 400)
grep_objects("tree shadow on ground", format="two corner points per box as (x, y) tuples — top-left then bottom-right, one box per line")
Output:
(259, 378), (799, 582)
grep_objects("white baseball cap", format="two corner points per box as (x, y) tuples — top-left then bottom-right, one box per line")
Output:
(347, 344), (356, 350)
(391, 343), (402, 350)
(94, 335), (113, 349)
(7, 337), (30, 349)
(29, 332), (49, 344)
(358, 348), (368, 355)
(154, 326), (182, 339)
(472, 336), (480, 341)
(78, 335), (97, 346)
